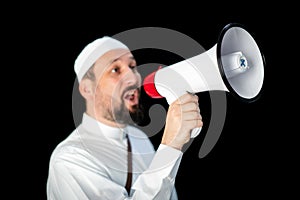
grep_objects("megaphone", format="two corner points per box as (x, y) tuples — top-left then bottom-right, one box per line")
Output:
(143, 23), (265, 138)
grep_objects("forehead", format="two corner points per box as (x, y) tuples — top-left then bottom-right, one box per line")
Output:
(95, 48), (133, 67)
(92, 49), (134, 79)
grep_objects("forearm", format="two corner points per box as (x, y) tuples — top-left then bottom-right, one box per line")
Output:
(130, 144), (182, 200)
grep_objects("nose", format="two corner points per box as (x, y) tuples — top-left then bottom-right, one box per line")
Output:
(123, 66), (140, 85)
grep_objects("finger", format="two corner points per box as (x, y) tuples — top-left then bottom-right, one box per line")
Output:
(183, 111), (202, 121)
(196, 119), (203, 128)
(175, 93), (198, 105)
(185, 119), (203, 129)
(181, 102), (200, 112)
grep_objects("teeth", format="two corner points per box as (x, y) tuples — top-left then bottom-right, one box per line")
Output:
(124, 89), (135, 99)
(128, 90), (135, 95)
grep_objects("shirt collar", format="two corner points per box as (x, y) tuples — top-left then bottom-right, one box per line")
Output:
(81, 113), (127, 141)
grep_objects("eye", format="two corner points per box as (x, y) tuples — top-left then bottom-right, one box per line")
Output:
(130, 65), (137, 71)
(111, 67), (120, 73)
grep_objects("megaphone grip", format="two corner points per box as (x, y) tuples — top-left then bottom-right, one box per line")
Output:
(186, 91), (202, 138)
(191, 127), (202, 138)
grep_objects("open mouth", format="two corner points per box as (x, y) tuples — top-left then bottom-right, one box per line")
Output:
(123, 89), (139, 107)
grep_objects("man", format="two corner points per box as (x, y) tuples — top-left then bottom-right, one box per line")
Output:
(47, 36), (203, 199)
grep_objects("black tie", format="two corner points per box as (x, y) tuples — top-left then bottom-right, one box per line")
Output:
(125, 134), (132, 195)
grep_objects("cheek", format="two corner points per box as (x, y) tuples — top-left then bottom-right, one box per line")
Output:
(136, 73), (142, 85)
(96, 79), (121, 99)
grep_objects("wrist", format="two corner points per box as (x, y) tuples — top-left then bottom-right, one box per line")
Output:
(161, 140), (183, 151)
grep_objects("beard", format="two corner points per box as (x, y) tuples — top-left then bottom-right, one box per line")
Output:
(113, 100), (144, 125)
(96, 89), (144, 126)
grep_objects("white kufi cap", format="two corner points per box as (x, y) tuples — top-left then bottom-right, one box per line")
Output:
(74, 36), (129, 81)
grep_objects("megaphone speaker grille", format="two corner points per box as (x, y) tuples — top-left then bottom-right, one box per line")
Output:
(217, 23), (265, 103)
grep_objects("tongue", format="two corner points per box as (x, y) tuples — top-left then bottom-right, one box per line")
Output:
(124, 90), (137, 103)
(129, 95), (134, 101)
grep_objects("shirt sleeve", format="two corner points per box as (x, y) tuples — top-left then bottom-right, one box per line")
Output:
(131, 144), (183, 200)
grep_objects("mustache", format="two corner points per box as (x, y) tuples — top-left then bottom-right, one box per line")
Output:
(122, 85), (140, 98)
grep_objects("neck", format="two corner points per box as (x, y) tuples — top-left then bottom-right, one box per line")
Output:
(85, 110), (126, 128)
(97, 116), (126, 128)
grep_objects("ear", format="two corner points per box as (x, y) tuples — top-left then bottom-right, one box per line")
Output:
(79, 79), (95, 101)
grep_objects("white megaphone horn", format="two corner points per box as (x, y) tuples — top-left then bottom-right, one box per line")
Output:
(143, 23), (265, 138)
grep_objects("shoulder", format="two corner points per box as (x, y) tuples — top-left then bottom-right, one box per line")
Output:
(48, 129), (93, 167)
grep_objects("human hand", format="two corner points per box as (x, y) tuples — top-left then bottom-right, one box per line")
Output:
(161, 93), (203, 150)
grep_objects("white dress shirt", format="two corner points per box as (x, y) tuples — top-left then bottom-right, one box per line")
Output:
(47, 113), (183, 199)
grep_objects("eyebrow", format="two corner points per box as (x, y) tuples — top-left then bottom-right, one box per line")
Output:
(110, 56), (136, 64)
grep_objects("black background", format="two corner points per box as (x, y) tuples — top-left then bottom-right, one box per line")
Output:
(7, 2), (297, 199)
